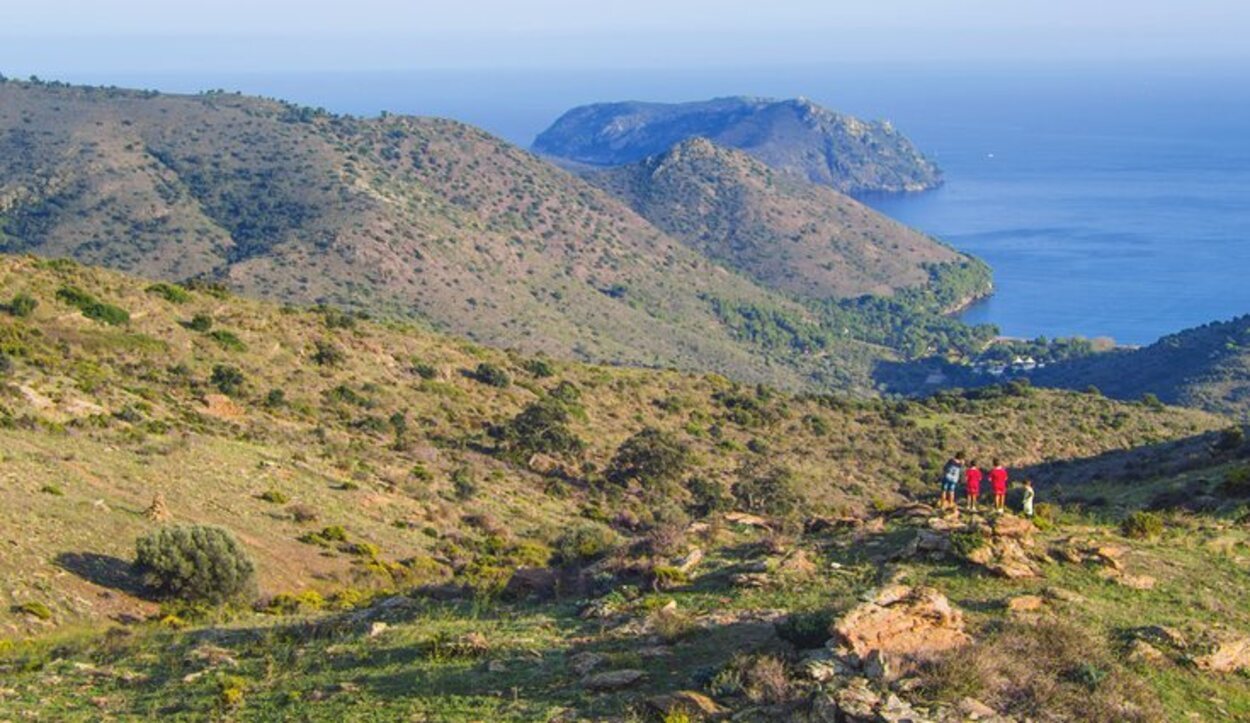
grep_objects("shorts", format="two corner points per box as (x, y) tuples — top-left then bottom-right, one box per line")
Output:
(993, 484), (1007, 496)
(966, 485), (980, 497)
(941, 480), (958, 494)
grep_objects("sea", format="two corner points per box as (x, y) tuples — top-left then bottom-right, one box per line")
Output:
(64, 62), (1250, 346)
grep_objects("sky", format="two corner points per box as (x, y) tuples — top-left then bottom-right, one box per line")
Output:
(3, 0), (1249, 75)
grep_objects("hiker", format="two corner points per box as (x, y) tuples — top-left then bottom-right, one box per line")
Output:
(990, 460), (1009, 512)
(940, 453), (965, 511)
(965, 460), (983, 512)
(1022, 479), (1035, 517)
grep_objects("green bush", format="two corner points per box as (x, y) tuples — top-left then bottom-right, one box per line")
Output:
(183, 313), (213, 332)
(312, 339), (346, 367)
(686, 476), (734, 517)
(497, 398), (584, 458)
(56, 286), (129, 326)
(521, 358), (554, 378)
(210, 364), (246, 396)
(14, 601), (53, 620)
(145, 282), (191, 304)
(208, 330), (247, 352)
(4, 293), (37, 318)
(950, 528), (989, 558)
(469, 362), (510, 388)
(39, 484), (64, 496)
(451, 467), (478, 500)
(731, 464), (803, 519)
(258, 490), (289, 504)
(607, 427), (692, 490)
(411, 362), (438, 379)
(1121, 510), (1164, 540)
(1220, 466), (1250, 497)
(775, 609), (836, 649)
(134, 525), (257, 604)
(553, 523), (619, 565)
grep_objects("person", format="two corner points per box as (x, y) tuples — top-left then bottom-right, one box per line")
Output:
(940, 453), (965, 511)
(964, 460), (983, 512)
(990, 460), (1009, 512)
(1022, 479), (1035, 517)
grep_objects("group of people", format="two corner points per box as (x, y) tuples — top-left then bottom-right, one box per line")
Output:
(939, 453), (1034, 516)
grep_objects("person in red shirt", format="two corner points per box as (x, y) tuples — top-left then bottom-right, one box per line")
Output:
(989, 460), (1009, 512)
(964, 460), (983, 512)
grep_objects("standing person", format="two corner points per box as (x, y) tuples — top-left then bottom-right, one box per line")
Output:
(990, 460), (1009, 513)
(965, 460), (983, 512)
(940, 453), (965, 511)
(1022, 480), (1035, 518)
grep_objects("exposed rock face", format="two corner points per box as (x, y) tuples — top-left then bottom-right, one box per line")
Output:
(1194, 637), (1250, 673)
(580, 668), (646, 690)
(534, 96), (943, 194)
(832, 586), (972, 671)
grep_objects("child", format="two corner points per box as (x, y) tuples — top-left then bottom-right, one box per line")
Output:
(990, 460), (1009, 513)
(964, 460), (983, 512)
(940, 453), (965, 511)
(1022, 480), (1035, 518)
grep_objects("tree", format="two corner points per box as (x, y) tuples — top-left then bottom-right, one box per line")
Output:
(607, 427), (692, 491)
(499, 398), (584, 458)
(732, 463), (803, 519)
(134, 525), (256, 604)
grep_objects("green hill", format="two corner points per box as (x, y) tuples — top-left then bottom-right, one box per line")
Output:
(586, 137), (970, 301)
(1034, 315), (1250, 419)
(0, 254), (1218, 640)
(0, 79), (991, 394)
(533, 96), (941, 193)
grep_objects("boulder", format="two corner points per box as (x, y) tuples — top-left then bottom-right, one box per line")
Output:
(646, 690), (728, 719)
(991, 514), (1035, 541)
(503, 567), (558, 600)
(957, 697), (1002, 720)
(877, 692), (927, 723)
(725, 512), (770, 528)
(675, 548), (705, 573)
(581, 668), (646, 691)
(1194, 637), (1250, 673)
(567, 651), (606, 677)
(1005, 595), (1046, 613)
(833, 678), (881, 722)
(832, 586), (971, 670)
(1126, 640), (1165, 665)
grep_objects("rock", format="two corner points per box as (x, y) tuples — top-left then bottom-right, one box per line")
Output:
(1134, 625), (1187, 649)
(1091, 545), (1127, 570)
(985, 539), (1041, 579)
(991, 514), (1035, 541)
(776, 549), (818, 577)
(1194, 637), (1250, 673)
(368, 622), (388, 638)
(568, 651), (606, 677)
(1043, 587), (1086, 604)
(890, 502), (936, 521)
(862, 649), (891, 682)
(676, 548), (705, 573)
(916, 529), (952, 553)
(646, 690), (728, 718)
(486, 659), (508, 673)
(1049, 542), (1086, 565)
(185, 645), (237, 668)
(731, 572), (771, 588)
(143, 492), (171, 522)
(1117, 574), (1157, 590)
(859, 517), (887, 536)
(833, 586), (971, 671)
(877, 693), (926, 723)
(833, 678), (881, 722)
(504, 567), (558, 600)
(581, 669), (646, 691)
(1126, 640), (1165, 665)
(870, 583), (913, 607)
(810, 692), (841, 723)
(725, 511), (770, 528)
(1005, 595), (1045, 613)
(958, 697), (1000, 720)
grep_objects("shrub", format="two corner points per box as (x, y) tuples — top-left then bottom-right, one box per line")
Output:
(258, 490), (289, 504)
(649, 564), (689, 591)
(411, 362), (438, 379)
(649, 605), (694, 642)
(145, 282), (191, 304)
(4, 293), (37, 318)
(134, 525), (257, 604)
(498, 398), (584, 458)
(553, 523), (619, 565)
(208, 330), (247, 352)
(14, 601), (53, 620)
(451, 467), (477, 500)
(56, 286), (129, 326)
(686, 476), (734, 517)
(731, 464), (803, 520)
(184, 313), (213, 332)
(39, 484), (64, 496)
(312, 340), (346, 366)
(950, 528), (989, 559)
(470, 362), (510, 388)
(1140, 393), (1164, 410)
(1215, 426), (1247, 453)
(1121, 510), (1164, 540)
(287, 504), (318, 523)
(264, 389), (286, 408)
(775, 609), (836, 649)
(521, 358), (555, 378)
(607, 427), (692, 491)
(210, 364), (246, 396)
(1220, 466), (1250, 497)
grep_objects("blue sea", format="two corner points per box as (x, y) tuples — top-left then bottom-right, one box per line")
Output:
(67, 62), (1250, 345)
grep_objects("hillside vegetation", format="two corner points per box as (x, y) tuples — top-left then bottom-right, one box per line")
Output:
(586, 138), (964, 301)
(1034, 314), (1250, 419)
(0, 254), (1221, 642)
(534, 96), (942, 193)
(0, 79), (947, 392)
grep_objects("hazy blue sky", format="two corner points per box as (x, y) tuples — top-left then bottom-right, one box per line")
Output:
(3, 0), (1249, 75)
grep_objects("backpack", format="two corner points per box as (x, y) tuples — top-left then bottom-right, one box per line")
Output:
(943, 462), (961, 484)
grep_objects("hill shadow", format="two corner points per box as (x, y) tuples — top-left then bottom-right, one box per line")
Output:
(54, 551), (149, 598)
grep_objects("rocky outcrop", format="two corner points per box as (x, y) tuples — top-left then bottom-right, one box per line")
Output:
(831, 586), (972, 673)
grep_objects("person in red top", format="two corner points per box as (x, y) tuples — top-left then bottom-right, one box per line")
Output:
(989, 459), (1009, 512)
(964, 460), (983, 512)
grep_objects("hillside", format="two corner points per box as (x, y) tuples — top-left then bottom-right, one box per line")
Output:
(533, 96), (942, 193)
(0, 78), (922, 392)
(0, 255), (1222, 641)
(1034, 315), (1250, 419)
(586, 138), (965, 300)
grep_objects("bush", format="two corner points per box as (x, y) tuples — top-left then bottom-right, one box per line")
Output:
(287, 504), (318, 523)
(411, 362), (438, 379)
(210, 364), (246, 396)
(1121, 510), (1164, 540)
(4, 293), (37, 318)
(607, 427), (692, 491)
(312, 340), (346, 366)
(497, 398), (584, 458)
(469, 362), (510, 388)
(264, 388), (286, 408)
(145, 282), (191, 304)
(553, 523), (619, 565)
(451, 467), (477, 500)
(208, 330), (247, 352)
(731, 464), (803, 520)
(183, 313), (213, 332)
(1220, 466), (1250, 497)
(56, 286), (129, 326)
(950, 528), (989, 558)
(14, 601), (53, 620)
(258, 490), (289, 504)
(686, 476), (734, 517)
(40, 484), (64, 496)
(521, 358), (554, 378)
(775, 609), (836, 649)
(1216, 426), (1247, 453)
(134, 525), (257, 604)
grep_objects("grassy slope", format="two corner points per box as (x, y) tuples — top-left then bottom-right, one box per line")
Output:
(0, 254), (1222, 640)
(585, 138), (964, 301)
(1034, 314), (1250, 420)
(0, 80), (911, 392)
